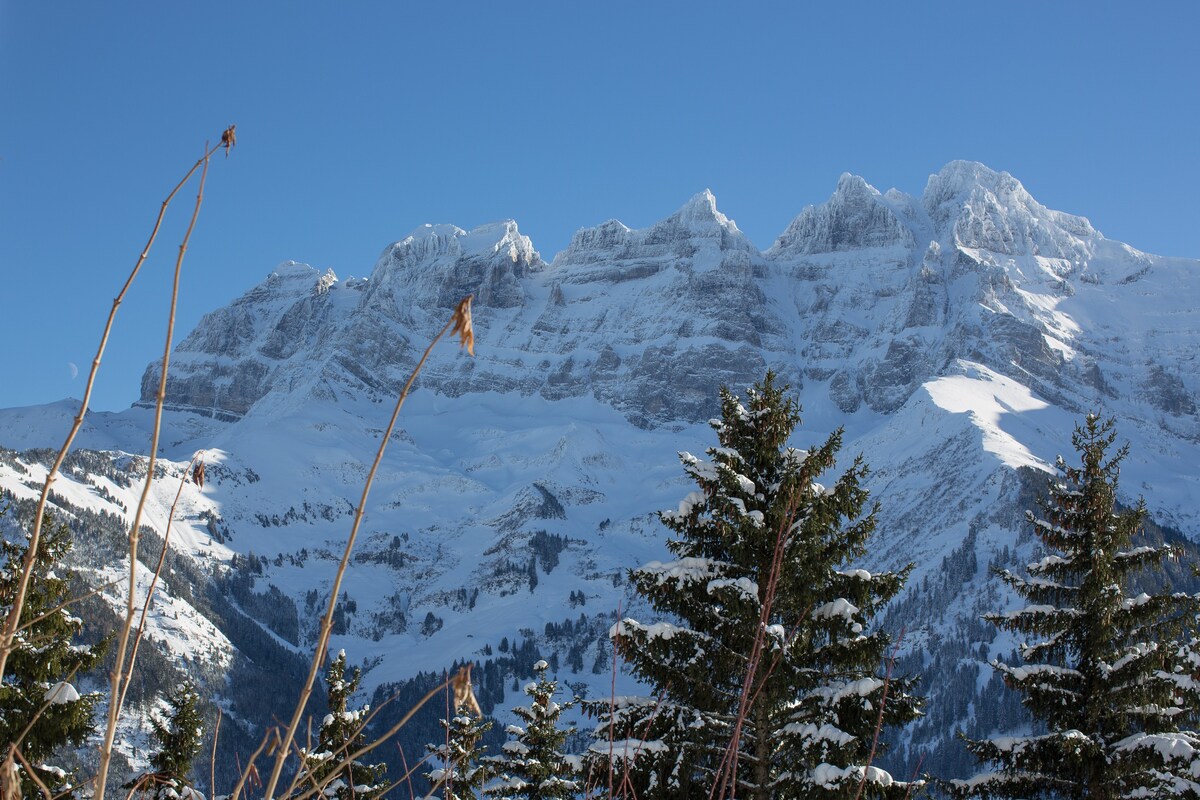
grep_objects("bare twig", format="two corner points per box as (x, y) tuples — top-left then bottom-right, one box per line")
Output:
(9, 664), (85, 758)
(0, 133), (227, 685)
(853, 627), (906, 800)
(709, 486), (802, 800)
(287, 672), (454, 800)
(397, 743), (417, 800)
(262, 297), (475, 800)
(229, 728), (276, 800)
(116, 451), (204, 715)
(94, 142), (216, 800)
(11, 748), (52, 800)
(606, 602), (622, 799)
(211, 708), (222, 800)
(11, 578), (121, 637)
(902, 751), (926, 800)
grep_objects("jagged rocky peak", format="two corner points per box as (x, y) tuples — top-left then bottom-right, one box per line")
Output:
(383, 220), (543, 270)
(922, 160), (1098, 259)
(553, 189), (755, 273)
(673, 188), (730, 226)
(139, 260), (350, 416)
(372, 219), (545, 309)
(554, 219), (633, 264)
(648, 189), (755, 251)
(767, 172), (916, 258)
(171, 260), (340, 359)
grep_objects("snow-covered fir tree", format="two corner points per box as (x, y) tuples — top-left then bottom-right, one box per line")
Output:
(487, 659), (579, 799)
(126, 682), (204, 799)
(291, 650), (386, 800)
(426, 700), (493, 800)
(585, 373), (920, 800)
(952, 415), (1200, 800)
(0, 514), (105, 799)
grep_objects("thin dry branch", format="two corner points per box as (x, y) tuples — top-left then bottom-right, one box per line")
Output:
(10, 748), (52, 800)
(0, 132), (228, 685)
(10, 578), (121, 638)
(229, 728), (277, 800)
(853, 627), (906, 800)
(211, 708), (222, 800)
(278, 670), (453, 800)
(116, 451), (204, 715)
(93, 142), (216, 800)
(262, 297), (474, 800)
(709, 486), (803, 800)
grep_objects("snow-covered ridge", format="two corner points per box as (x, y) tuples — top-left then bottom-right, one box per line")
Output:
(135, 160), (1198, 446)
(2, 159), (1197, 781)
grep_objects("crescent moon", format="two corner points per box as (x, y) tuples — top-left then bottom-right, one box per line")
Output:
(68, 362), (78, 379)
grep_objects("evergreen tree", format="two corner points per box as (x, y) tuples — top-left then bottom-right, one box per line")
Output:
(425, 702), (493, 800)
(0, 514), (106, 799)
(952, 414), (1200, 800)
(126, 683), (204, 799)
(292, 650), (386, 800)
(585, 373), (920, 799)
(488, 660), (579, 799)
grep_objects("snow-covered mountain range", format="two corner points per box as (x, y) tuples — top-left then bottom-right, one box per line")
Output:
(1, 161), (1197, 785)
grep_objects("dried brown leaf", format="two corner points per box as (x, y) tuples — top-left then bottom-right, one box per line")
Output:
(1, 757), (18, 800)
(221, 125), (237, 157)
(450, 295), (474, 356)
(451, 665), (481, 716)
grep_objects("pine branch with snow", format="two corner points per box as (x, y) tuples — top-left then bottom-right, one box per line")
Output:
(585, 373), (921, 800)
(0, 513), (106, 800)
(952, 415), (1200, 800)
(486, 660), (579, 799)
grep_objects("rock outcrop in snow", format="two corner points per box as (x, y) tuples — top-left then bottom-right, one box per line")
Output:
(14, 160), (1195, 783)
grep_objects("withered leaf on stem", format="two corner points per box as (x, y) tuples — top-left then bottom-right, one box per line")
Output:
(450, 294), (475, 356)
(451, 664), (482, 716)
(221, 125), (237, 157)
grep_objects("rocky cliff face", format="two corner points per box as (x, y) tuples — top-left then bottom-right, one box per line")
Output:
(147, 162), (1197, 439)
(65, 161), (1197, 780)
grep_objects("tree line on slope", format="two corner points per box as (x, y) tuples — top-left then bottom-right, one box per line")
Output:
(3, 375), (1200, 799)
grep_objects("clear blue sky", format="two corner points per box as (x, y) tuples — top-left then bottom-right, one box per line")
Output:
(2, 2), (1197, 412)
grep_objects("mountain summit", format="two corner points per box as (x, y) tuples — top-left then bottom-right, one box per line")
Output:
(1, 161), (1196, 782)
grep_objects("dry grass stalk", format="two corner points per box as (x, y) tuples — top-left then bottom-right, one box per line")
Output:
(451, 663), (482, 716)
(12, 578), (121, 638)
(852, 627), (907, 800)
(10, 749), (52, 800)
(211, 708), (222, 800)
(0, 132), (230, 685)
(93, 142), (217, 800)
(265, 673), (454, 800)
(116, 451), (205, 716)
(262, 298), (475, 800)
(708, 487), (803, 800)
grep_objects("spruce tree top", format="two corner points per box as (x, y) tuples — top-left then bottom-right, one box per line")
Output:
(290, 649), (386, 800)
(592, 373), (920, 800)
(954, 414), (1200, 800)
(0, 514), (106, 800)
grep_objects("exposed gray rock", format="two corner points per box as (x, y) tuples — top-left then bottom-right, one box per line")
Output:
(140, 164), (1198, 438)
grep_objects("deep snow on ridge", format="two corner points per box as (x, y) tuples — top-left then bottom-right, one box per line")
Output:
(1, 160), (1197, 778)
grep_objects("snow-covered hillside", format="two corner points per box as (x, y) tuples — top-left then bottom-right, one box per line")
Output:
(1, 161), (1196, 783)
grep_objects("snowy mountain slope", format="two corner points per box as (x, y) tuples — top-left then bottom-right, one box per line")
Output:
(1, 161), (1197, 784)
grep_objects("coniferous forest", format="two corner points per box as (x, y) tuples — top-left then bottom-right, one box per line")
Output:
(4, 373), (1200, 799)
